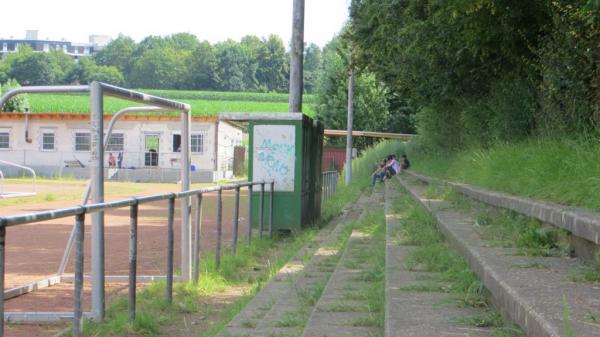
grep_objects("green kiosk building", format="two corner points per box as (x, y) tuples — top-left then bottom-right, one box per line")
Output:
(219, 113), (324, 232)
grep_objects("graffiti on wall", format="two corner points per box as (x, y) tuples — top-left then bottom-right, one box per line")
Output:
(253, 125), (295, 191)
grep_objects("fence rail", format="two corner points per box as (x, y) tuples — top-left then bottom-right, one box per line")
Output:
(0, 180), (273, 337)
(321, 171), (339, 201)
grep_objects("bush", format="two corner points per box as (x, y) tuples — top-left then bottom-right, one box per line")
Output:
(0, 78), (30, 112)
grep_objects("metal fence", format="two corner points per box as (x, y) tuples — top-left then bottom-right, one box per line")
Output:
(0, 180), (274, 337)
(322, 171), (339, 201)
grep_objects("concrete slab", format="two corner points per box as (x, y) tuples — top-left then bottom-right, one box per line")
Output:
(398, 176), (600, 337)
(385, 182), (493, 337)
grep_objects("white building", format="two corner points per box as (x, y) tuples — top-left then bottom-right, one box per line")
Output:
(0, 113), (243, 182)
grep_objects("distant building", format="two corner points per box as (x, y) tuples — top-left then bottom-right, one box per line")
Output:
(0, 30), (111, 60)
(0, 113), (243, 182)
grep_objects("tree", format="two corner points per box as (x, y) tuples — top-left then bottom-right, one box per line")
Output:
(71, 58), (124, 86)
(129, 47), (189, 89)
(215, 40), (249, 91)
(304, 43), (322, 93)
(94, 35), (137, 76)
(255, 35), (288, 92)
(315, 36), (391, 148)
(0, 78), (30, 112)
(186, 41), (219, 90)
(10, 52), (58, 85)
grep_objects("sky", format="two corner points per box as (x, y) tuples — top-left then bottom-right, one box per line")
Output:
(0, 0), (350, 47)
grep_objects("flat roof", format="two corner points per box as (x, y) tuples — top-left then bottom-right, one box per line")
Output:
(219, 112), (307, 121)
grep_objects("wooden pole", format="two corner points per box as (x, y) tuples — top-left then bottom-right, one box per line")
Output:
(289, 0), (305, 113)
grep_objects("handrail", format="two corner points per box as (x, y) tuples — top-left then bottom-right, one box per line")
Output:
(0, 160), (36, 193)
(0, 179), (274, 337)
(1, 181), (265, 227)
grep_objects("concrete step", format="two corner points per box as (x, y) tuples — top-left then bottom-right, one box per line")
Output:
(217, 190), (380, 337)
(384, 181), (493, 337)
(397, 175), (600, 337)
(302, 189), (384, 337)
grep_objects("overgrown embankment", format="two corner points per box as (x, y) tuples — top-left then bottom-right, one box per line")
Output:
(402, 137), (600, 212)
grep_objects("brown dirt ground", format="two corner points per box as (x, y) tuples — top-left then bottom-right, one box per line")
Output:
(1, 180), (249, 337)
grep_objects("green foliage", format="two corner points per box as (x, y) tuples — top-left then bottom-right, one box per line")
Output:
(315, 35), (396, 147)
(0, 78), (30, 112)
(71, 58), (124, 86)
(404, 137), (600, 212)
(349, 0), (600, 149)
(23, 92), (316, 116)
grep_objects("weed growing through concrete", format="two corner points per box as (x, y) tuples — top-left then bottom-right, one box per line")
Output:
(393, 189), (524, 336)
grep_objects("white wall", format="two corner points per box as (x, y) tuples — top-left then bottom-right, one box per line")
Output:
(0, 118), (219, 171)
(217, 121), (244, 179)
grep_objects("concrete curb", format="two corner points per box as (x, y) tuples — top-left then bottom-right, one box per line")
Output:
(398, 176), (600, 337)
(404, 170), (600, 247)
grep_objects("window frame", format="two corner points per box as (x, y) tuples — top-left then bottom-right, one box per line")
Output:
(40, 129), (56, 151)
(0, 128), (10, 150)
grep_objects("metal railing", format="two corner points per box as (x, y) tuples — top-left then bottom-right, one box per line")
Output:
(322, 171), (339, 201)
(0, 180), (274, 337)
(0, 160), (36, 198)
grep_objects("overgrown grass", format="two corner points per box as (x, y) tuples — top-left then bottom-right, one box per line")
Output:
(403, 137), (600, 212)
(393, 187), (523, 336)
(441, 189), (571, 257)
(78, 231), (314, 337)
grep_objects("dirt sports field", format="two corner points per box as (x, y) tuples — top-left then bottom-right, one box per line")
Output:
(0, 178), (249, 337)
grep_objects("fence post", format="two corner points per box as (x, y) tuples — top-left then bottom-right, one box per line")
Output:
(0, 224), (5, 337)
(192, 193), (202, 284)
(128, 202), (138, 322)
(247, 185), (253, 245)
(166, 196), (175, 304)
(259, 182), (265, 238)
(216, 188), (223, 270)
(232, 186), (240, 255)
(73, 211), (85, 337)
(269, 181), (274, 239)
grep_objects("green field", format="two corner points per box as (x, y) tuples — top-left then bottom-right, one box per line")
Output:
(24, 90), (316, 117)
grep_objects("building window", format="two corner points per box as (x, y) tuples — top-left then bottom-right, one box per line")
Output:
(0, 131), (9, 149)
(191, 133), (204, 153)
(172, 134), (181, 152)
(42, 131), (55, 150)
(106, 133), (124, 152)
(2, 43), (6, 52)
(75, 132), (90, 151)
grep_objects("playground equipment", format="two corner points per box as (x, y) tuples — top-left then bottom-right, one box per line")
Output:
(0, 160), (36, 198)
(0, 82), (192, 322)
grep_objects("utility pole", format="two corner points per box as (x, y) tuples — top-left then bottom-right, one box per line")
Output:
(345, 69), (354, 186)
(289, 0), (305, 113)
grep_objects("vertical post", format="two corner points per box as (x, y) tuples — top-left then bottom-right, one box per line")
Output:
(232, 186), (240, 255)
(247, 185), (253, 245)
(259, 182), (265, 238)
(180, 109), (192, 281)
(128, 203), (138, 322)
(192, 193), (202, 284)
(289, 0), (305, 113)
(345, 71), (354, 186)
(89, 81), (105, 321)
(166, 197), (175, 304)
(0, 225), (5, 337)
(269, 181), (274, 239)
(73, 212), (85, 337)
(216, 188), (223, 269)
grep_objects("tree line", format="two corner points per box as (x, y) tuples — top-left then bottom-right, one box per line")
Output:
(0, 33), (325, 94)
(345, 0), (599, 150)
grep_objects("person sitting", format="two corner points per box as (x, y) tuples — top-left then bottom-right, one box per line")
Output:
(400, 154), (410, 170)
(372, 159), (387, 186)
(384, 155), (399, 178)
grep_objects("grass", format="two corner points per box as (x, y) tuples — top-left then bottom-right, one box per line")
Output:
(392, 185), (523, 336)
(54, 140), (401, 336)
(403, 137), (600, 213)
(443, 190), (571, 257)
(75, 230), (314, 337)
(24, 91), (317, 117)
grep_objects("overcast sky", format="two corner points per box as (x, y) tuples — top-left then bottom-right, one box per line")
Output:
(0, 0), (350, 47)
